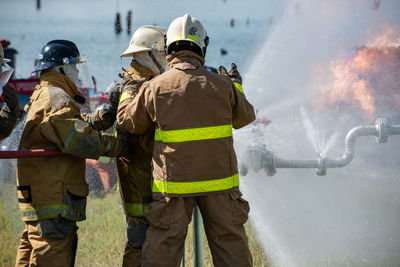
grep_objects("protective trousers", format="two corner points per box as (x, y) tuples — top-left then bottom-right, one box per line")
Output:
(15, 218), (78, 267)
(141, 191), (253, 267)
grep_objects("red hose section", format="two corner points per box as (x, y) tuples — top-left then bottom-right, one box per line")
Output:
(0, 149), (64, 159)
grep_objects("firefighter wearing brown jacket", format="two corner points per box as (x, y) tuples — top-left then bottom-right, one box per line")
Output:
(117, 14), (256, 267)
(89, 26), (167, 267)
(15, 40), (127, 267)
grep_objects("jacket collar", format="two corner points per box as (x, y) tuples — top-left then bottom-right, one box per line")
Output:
(40, 71), (86, 104)
(167, 50), (205, 70)
(122, 59), (155, 81)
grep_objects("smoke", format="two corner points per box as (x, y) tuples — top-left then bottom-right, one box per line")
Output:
(237, 0), (400, 266)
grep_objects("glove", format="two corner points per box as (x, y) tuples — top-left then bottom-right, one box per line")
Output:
(90, 83), (121, 131)
(107, 83), (121, 111)
(2, 83), (20, 113)
(218, 63), (242, 85)
(0, 84), (20, 138)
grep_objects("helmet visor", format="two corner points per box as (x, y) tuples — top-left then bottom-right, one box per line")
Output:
(76, 56), (94, 89)
(0, 63), (14, 96)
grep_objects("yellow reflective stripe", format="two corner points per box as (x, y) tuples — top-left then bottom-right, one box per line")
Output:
(98, 156), (111, 163)
(125, 203), (150, 217)
(234, 82), (244, 94)
(152, 174), (239, 194)
(119, 91), (134, 103)
(63, 124), (80, 153)
(172, 34), (200, 42)
(155, 124), (232, 143)
(187, 35), (200, 41)
(20, 204), (68, 220)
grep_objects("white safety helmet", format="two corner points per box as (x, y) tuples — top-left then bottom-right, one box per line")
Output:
(121, 25), (167, 74)
(121, 25), (166, 57)
(0, 43), (11, 65)
(166, 14), (209, 57)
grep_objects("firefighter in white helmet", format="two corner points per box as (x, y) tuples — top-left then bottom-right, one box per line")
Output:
(89, 25), (167, 267)
(0, 42), (20, 140)
(117, 14), (255, 266)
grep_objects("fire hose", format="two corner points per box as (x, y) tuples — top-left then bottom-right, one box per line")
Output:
(0, 149), (63, 158)
(240, 118), (400, 176)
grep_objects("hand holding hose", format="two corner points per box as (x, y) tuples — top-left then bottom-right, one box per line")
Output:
(218, 63), (242, 85)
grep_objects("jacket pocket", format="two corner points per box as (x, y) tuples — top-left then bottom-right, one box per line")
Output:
(229, 190), (250, 225)
(145, 197), (171, 230)
(66, 183), (89, 197)
(64, 184), (88, 221)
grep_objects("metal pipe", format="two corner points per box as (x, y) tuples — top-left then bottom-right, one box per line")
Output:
(181, 244), (185, 267)
(242, 118), (400, 176)
(0, 149), (63, 159)
(274, 158), (319, 168)
(273, 125), (379, 169)
(192, 204), (204, 267)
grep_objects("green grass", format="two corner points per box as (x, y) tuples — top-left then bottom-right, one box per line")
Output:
(0, 183), (271, 266)
(0, 183), (25, 266)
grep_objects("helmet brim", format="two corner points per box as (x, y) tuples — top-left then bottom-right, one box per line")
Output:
(121, 45), (152, 57)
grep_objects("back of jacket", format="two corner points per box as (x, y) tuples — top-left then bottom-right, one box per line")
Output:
(118, 51), (255, 197)
(17, 71), (120, 221)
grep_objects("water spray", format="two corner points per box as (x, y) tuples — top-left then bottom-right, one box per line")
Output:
(240, 118), (400, 176)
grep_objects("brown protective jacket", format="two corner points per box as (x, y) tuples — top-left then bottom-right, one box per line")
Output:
(117, 51), (255, 197)
(116, 61), (155, 218)
(17, 71), (121, 222)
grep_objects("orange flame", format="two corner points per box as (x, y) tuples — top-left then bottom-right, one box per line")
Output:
(309, 24), (400, 121)
(366, 23), (400, 47)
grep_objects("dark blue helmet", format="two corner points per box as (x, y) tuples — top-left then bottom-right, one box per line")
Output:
(33, 40), (80, 72)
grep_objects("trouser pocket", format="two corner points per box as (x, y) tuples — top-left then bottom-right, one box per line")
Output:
(228, 190), (250, 225)
(64, 184), (88, 221)
(145, 197), (171, 230)
(37, 216), (78, 239)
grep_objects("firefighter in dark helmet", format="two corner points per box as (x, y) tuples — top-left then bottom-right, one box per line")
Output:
(15, 40), (129, 267)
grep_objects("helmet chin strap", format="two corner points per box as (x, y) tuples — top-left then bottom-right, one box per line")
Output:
(148, 51), (164, 74)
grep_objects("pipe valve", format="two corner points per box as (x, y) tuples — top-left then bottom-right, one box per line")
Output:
(317, 153), (327, 176)
(375, 118), (389, 143)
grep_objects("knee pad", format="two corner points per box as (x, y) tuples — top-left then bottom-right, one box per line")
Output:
(127, 222), (149, 249)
